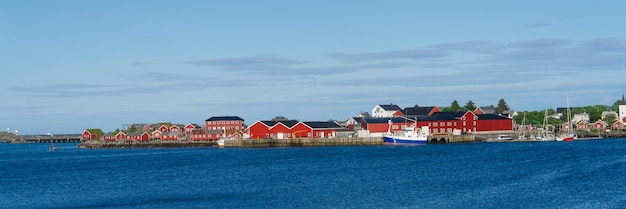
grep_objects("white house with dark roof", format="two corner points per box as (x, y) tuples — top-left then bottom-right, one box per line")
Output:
(371, 104), (402, 118)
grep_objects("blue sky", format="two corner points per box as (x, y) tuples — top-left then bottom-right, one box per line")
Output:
(2, 1), (626, 134)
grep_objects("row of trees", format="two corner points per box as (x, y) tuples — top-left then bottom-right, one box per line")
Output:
(513, 100), (624, 126)
(434, 98), (511, 114)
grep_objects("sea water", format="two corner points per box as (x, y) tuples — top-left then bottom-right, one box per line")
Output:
(1, 139), (625, 209)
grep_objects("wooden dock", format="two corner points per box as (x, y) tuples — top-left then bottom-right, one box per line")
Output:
(223, 137), (383, 148)
(428, 134), (476, 144)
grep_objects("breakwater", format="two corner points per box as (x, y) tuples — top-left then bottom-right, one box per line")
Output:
(78, 141), (218, 149)
(223, 137), (383, 148)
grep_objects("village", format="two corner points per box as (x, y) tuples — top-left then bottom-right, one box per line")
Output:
(78, 95), (626, 146)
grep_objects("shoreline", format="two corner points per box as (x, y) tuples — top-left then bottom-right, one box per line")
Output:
(77, 141), (218, 149)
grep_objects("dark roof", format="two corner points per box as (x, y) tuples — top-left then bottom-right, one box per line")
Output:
(278, 120), (299, 128)
(402, 106), (436, 116)
(379, 104), (402, 111)
(260, 120), (299, 128)
(621, 94), (625, 105)
(432, 111), (468, 118)
(206, 116), (244, 121)
(187, 123), (202, 128)
(477, 114), (511, 120)
(556, 107), (573, 114)
(126, 132), (146, 136)
(478, 106), (496, 114)
(302, 121), (343, 129)
(416, 114), (455, 121)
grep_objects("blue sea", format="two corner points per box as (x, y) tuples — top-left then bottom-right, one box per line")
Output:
(1, 139), (625, 209)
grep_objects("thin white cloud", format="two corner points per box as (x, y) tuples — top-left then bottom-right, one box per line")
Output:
(327, 49), (449, 63)
(190, 55), (307, 66)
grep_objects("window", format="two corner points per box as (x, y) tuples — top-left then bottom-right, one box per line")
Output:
(440, 122), (444, 126)
(447, 122), (452, 126)
(433, 123), (438, 127)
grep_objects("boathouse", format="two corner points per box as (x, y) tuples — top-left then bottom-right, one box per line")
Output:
(127, 132), (149, 141)
(81, 129), (104, 140)
(247, 120), (345, 139)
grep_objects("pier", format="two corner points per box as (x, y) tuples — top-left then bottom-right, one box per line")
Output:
(223, 137), (383, 148)
(2, 134), (81, 144)
(428, 134), (477, 144)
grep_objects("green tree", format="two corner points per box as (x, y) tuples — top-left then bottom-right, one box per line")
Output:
(495, 98), (510, 114)
(450, 100), (461, 111)
(604, 114), (618, 124)
(464, 100), (476, 111)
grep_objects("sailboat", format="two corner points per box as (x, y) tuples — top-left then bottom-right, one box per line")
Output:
(556, 95), (576, 142)
(49, 140), (56, 152)
(537, 109), (555, 141)
(518, 112), (528, 140)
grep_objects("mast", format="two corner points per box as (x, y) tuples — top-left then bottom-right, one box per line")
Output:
(566, 94), (572, 135)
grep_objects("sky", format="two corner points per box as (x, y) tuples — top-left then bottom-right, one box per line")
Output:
(2, 1), (626, 134)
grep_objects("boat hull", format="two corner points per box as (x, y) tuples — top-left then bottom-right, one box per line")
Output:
(383, 135), (427, 145)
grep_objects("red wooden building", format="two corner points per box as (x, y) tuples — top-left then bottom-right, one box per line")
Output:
(592, 120), (607, 130)
(248, 120), (345, 139)
(126, 132), (149, 141)
(152, 130), (162, 139)
(205, 116), (245, 131)
(162, 132), (181, 141)
(190, 129), (224, 141)
(184, 123), (202, 134)
(103, 132), (126, 141)
(81, 129), (104, 140)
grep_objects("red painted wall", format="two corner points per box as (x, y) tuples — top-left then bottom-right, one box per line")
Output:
(248, 122), (270, 139)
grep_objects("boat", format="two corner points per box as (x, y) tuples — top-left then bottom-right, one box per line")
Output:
(495, 134), (514, 140)
(556, 94), (576, 142)
(537, 109), (556, 141)
(49, 140), (56, 152)
(382, 119), (429, 145)
(217, 138), (225, 148)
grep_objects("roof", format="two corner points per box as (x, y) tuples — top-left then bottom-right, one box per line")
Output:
(162, 132), (182, 136)
(126, 132), (147, 136)
(478, 106), (496, 114)
(477, 114), (511, 120)
(378, 104), (402, 111)
(260, 120), (299, 128)
(205, 116), (244, 121)
(403, 106), (437, 116)
(302, 121), (343, 129)
(85, 129), (104, 135)
(556, 107), (573, 114)
(622, 94), (626, 105)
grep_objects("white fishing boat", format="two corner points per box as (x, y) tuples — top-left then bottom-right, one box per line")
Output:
(382, 119), (429, 145)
